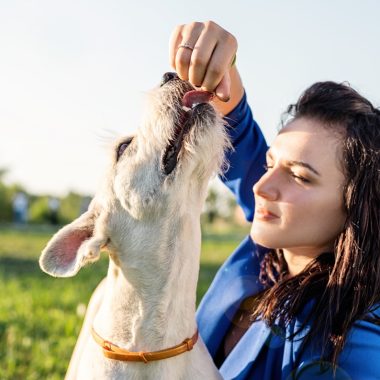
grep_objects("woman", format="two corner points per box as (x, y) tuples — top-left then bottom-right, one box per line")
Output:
(170, 21), (380, 379)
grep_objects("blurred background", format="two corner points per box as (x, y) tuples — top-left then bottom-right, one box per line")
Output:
(0, 0), (379, 378)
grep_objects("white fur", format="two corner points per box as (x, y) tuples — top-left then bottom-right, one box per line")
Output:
(40, 77), (231, 379)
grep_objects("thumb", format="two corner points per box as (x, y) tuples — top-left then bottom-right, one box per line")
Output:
(215, 72), (231, 102)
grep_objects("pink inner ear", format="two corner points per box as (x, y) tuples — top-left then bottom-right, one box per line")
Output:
(55, 228), (93, 266)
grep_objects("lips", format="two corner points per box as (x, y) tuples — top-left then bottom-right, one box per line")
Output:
(255, 206), (279, 220)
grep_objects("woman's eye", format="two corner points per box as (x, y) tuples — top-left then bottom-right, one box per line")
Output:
(116, 138), (133, 161)
(291, 173), (310, 183)
(263, 164), (309, 183)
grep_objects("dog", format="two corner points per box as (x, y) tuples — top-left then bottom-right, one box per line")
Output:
(39, 72), (230, 379)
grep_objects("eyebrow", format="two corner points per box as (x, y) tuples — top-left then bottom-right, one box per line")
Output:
(287, 160), (321, 176)
(266, 150), (321, 176)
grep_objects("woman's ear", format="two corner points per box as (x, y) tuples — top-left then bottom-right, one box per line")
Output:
(39, 208), (107, 278)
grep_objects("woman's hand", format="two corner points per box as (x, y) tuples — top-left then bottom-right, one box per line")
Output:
(169, 21), (243, 114)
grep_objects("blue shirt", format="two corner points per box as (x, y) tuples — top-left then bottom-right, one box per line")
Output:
(196, 92), (380, 380)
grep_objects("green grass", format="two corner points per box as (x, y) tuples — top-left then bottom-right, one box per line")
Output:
(0, 223), (249, 379)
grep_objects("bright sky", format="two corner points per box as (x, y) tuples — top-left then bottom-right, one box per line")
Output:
(1, 0), (379, 196)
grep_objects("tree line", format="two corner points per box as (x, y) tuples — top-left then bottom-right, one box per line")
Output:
(0, 169), (90, 225)
(0, 168), (243, 227)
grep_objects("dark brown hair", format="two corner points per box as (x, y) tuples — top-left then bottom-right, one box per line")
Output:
(251, 81), (380, 370)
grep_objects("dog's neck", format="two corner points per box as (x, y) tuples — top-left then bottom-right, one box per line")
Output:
(93, 206), (203, 353)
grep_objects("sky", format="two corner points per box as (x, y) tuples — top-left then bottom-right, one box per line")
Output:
(1, 0), (379, 196)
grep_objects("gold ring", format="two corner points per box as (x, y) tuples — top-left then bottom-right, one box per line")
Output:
(178, 42), (194, 51)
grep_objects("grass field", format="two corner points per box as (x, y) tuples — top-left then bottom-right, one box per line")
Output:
(0, 223), (249, 380)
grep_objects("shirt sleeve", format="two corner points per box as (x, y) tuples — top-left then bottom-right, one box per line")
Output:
(221, 91), (269, 222)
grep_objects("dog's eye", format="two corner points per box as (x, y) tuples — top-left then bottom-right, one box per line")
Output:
(116, 138), (133, 161)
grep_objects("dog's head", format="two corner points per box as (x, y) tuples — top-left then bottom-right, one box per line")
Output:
(112, 72), (231, 217)
(39, 73), (231, 277)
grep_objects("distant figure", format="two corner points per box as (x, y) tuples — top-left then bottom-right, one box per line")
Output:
(13, 192), (28, 224)
(48, 197), (60, 225)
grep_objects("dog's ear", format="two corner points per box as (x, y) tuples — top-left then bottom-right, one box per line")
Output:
(39, 206), (107, 278)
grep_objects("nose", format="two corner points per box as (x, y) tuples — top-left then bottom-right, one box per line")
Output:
(160, 72), (178, 87)
(253, 171), (280, 202)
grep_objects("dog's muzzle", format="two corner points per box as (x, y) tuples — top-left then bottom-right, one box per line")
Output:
(160, 72), (215, 175)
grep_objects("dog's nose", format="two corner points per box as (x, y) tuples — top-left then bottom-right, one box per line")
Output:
(160, 72), (178, 87)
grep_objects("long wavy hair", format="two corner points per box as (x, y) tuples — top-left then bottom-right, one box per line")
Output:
(250, 81), (380, 370)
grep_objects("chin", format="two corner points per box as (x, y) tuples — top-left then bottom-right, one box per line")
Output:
(250, 225), (279, 249)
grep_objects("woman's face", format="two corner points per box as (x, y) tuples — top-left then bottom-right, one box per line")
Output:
(251, 117), (347, 255)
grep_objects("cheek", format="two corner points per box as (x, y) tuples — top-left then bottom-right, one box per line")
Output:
(251, 189), (346, 248)
(290, 189), (345, 234)
(310, 198), (346, 241)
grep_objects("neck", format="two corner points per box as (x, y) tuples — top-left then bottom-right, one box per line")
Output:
(93, 212), (201, 352)
(283, 244), (333, 277)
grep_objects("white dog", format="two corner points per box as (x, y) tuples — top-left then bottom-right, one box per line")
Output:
(39, 72), (230, 379)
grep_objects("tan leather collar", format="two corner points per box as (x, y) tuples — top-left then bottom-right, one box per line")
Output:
(91, 327), (198, 363)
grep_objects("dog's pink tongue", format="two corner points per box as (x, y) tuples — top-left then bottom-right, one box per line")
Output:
(182, 90), (214, 108)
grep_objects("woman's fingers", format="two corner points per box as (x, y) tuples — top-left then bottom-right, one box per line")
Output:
(214, 72), (231, 102)
(169, 21), (237, 101)
(169, 24), (184, 69)
(200, 38), (236, 96)
(188, 32), (217, 87)
(170, 22), (204, 81)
